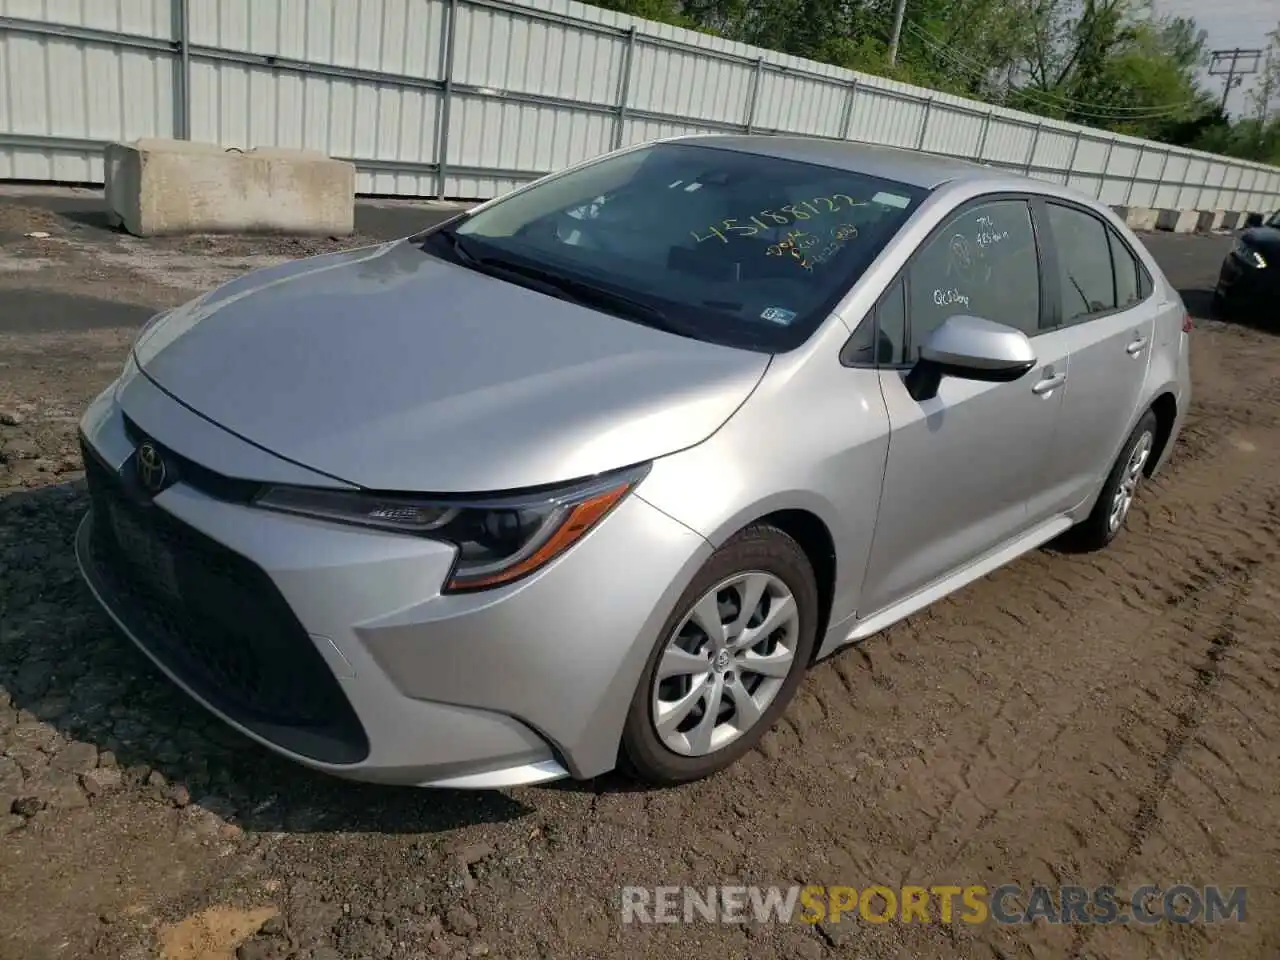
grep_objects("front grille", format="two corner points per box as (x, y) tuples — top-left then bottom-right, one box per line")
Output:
(122, 413), (264, 504)
(80, 440), (369, 765)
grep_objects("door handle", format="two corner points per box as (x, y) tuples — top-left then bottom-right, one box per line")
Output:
(1032, 373), (1067, 395)
(1126, 336), (1148, 355)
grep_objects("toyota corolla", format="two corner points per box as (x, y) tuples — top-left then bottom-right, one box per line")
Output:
(76, 135), (1191, 788)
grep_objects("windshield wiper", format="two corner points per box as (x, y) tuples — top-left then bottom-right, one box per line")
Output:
(430, 228), (482, 265)
(492, 260), (683, 332)
(439, 233), (689, 335)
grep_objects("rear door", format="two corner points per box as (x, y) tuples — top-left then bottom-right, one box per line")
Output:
(1036, 200), (1158, 512)
(857, 195), (1070, 615)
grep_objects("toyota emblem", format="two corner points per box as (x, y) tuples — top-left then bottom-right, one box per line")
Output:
(135, 441), (167, 493)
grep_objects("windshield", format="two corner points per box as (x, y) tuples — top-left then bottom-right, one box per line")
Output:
(426, 141), (928, 352)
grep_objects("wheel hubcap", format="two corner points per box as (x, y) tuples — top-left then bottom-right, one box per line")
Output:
(650, 571), (800, 757)
(1109, 430), (1153, 533)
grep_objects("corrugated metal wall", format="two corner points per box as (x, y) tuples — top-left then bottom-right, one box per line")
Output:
(2, 0), (1279, 209)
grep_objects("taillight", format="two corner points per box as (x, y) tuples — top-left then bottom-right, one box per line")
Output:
(1182, 312), (1193, 333)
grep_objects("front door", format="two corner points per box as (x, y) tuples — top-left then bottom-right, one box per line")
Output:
(859, 196), (1067, 616)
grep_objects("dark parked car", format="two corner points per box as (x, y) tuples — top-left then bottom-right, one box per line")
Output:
(1214, 211), (1280, 323)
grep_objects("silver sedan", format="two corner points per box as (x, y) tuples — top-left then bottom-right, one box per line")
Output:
(75, 135), (1191, 788)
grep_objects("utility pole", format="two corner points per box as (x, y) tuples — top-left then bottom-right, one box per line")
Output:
(887, 0), (907, 67)
(1209, 47), (1262, 115)
(1254, 45), (1276, 153)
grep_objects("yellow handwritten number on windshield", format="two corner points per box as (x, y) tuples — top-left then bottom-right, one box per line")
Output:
(690, 195), (866, 245)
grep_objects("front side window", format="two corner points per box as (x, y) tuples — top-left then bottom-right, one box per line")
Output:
(905, 198), (1042, 356)
(1046, 203), (1116, 323)
(423, 142), (928, 352)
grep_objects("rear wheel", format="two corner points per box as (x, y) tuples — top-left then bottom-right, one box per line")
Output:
(1064, 409), (1158, 552)
(620, 524), (819, 784)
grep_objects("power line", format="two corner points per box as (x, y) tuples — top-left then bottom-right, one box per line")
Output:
(907, 21), (1199, 118)
(906, 21), (1203, 121)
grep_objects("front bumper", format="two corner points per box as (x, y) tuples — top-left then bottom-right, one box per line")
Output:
(1216, 252), (1275, 315)
(75, 372), (711, 787)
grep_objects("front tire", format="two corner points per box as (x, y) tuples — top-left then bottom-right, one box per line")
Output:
(1211, 287), (1232, 322)
(620, 524), (819, 785)
(1065, 409), (1158, 552)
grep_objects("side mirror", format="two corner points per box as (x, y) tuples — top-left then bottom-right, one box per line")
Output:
(904, 314), (1037, 402)
(1244, 212), (1264, 229)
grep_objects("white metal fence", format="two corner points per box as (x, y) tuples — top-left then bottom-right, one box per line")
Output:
(2, 0), (1279, 211)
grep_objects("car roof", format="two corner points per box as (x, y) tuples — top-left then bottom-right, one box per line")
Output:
(672, 134), (1013, 190)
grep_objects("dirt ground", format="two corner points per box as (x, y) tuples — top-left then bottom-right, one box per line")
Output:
(1, 191), (1278, 960)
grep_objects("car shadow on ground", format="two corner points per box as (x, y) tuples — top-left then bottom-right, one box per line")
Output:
(1180, 286), (1278, 336)
(0, 480), (535, 835)
(1180, 287), (1217, 321)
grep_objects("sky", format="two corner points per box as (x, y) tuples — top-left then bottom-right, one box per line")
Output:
(1150, 0), (1277, 116)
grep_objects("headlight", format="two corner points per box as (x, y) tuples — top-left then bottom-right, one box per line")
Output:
(253, 463), (650, 592)
(1233, 239), (1267, 269)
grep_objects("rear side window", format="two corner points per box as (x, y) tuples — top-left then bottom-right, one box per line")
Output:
(1109, 229), (1142, 308)
(905, 199), (1041, 355)
(1138, 261), (1153, 299)
(1045, 203), (1115, 322)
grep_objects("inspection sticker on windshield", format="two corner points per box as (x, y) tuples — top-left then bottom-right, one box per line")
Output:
(761, 307), (797, 325)
(872, 191), (910, 209)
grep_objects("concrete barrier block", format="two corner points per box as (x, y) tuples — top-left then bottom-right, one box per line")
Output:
(1123, 206), (1160, 231)
(104, 138), (355, 237)
(1154, 208), (1179, 231)
(1222, 212), (1242, 230)
(1170, 209), (1200, 233)
(1195, 210), (1216, 232)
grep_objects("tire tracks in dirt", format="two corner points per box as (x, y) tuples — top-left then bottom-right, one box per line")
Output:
(742, 323), (1280, 959)
(4, 222), (1280, 959)
(1067, 563), (1254, 959)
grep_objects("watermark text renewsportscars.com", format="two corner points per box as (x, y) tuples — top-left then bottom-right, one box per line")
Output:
(620, 884), (1247, 926)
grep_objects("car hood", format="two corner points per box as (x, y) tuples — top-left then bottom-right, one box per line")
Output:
(134, 240), (770, 492)
(1240, 225), (1280, 253)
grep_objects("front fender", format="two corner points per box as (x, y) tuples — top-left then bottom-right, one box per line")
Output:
(634, 327), (891, 634)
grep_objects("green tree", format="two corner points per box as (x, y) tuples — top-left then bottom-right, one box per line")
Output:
(579, 0), (1279, 163)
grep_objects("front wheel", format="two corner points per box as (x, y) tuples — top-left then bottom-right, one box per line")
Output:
(1211, 287), (1232, 322)
(1064, 409), (1158, 552)
(620, 524), (819, 785)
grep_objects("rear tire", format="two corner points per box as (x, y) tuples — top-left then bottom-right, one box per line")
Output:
(620, 524), (819, 785)
(1064, 409), (1158, 552)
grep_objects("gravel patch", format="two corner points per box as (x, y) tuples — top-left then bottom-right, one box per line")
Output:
(1, 204), (1277, 959)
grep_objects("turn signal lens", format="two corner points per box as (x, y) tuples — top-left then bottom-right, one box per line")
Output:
(444, 481), (634, 592)
(1182, 312), (1193, 333)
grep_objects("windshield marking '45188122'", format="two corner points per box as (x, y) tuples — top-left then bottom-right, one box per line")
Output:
(425, 141), (928, 352)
